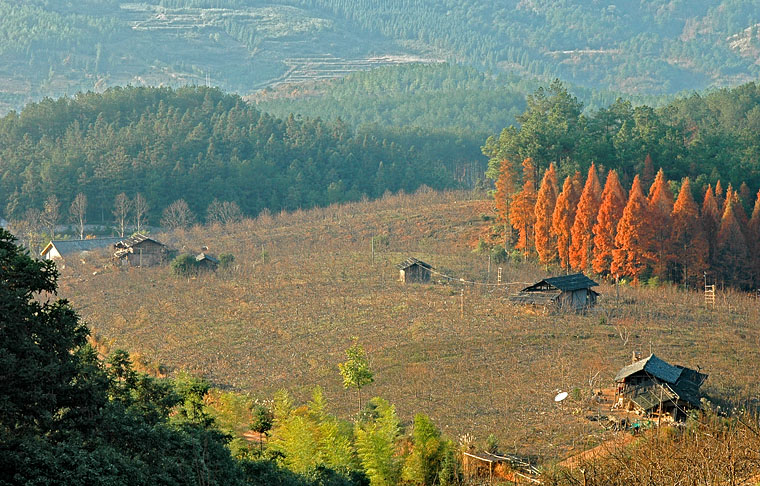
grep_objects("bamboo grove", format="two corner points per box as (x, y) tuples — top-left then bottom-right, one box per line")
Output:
(489, 156), (760, 289)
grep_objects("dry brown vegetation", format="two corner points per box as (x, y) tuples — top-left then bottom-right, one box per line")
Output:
(57, 189), (760, 464)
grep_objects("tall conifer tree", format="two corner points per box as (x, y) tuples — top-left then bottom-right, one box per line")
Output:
(569, 162), (602, 271)
(716, 198), (749, 287)
(552, 173), (581, 270)
(668, 178), (708, 287)
(647, 168), (674, 280)
(592, 170), (626, 275)
(493, 159), (515, 249)
(534, 163), (558, 264)
(509, 158), (538, 254)
(701, 184), (721, 268)
(612, 175), (653, 283)
(748, 190), (760, 287)
(714, 180), (725, 210)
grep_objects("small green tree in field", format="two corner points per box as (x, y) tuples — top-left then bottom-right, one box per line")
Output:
(251, 403), (273, 456)
(338, 341), (374, 414)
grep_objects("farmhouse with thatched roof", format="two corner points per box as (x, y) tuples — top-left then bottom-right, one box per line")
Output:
(397, 257), (432, 284)
(614, 353), (707, 421)
(510, 273), (599, 311)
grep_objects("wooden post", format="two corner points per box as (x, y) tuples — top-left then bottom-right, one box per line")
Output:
(460, 288), (464, 319)
(487, 253), (491, 281)
(371, 237), (375, 265)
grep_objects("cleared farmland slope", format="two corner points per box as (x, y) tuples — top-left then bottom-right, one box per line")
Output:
(59, 190), (760, 460)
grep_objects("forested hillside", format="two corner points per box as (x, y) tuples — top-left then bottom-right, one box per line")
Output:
(483, 80), (760, 289)
(0, 0), (758, 112)
(0, 86), (466, 231)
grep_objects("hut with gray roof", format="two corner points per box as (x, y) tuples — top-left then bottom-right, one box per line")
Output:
(113, 234), (168, 267)
(510, 273), (599, 311)
(614, 353), (707, 421)
(41, 238), (122, 261)
(397, 257), (432, 284)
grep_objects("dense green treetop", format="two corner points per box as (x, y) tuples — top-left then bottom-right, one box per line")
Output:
(484, 80), (760, 196)
(0, 85), (464, 227)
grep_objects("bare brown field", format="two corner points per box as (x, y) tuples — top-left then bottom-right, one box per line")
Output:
(58, 189), (760, 464)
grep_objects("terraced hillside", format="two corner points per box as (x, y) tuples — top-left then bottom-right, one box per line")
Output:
(58, 190), (760, 462)
(0, 1), (439, 113)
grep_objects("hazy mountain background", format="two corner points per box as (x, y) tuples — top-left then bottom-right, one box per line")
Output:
(2, 0), (759, 113)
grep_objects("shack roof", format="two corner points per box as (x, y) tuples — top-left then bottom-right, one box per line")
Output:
(41, 238), (122, 257)
(522, 273), (599, 292)
(614, 354), (684, 384)
(114, 233), (165, 249)
(396, 257), (432, 270)
(196, 252), (219, 263)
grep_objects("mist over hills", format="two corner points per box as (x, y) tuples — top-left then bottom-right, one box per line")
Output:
(2, 0), (759, 113)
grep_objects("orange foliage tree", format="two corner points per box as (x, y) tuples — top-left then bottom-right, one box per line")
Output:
(716, 198), (750, 287)
(749, 190), (760, 287)
(727, 186), (749, 235)
(714, 180), (725, 210)
(569, 162), (602, 271)
(509, 158), (537, 254)
(647, 168), (675, 280)
(668, 178), (708, 287)
(592, 170), (626, 275)
(493, 158), (515, 248)
(534, 162), (558, 264)
(701, 184), (721, 267)
(612, 175), (654, 283)
(552, 172), (581, 270)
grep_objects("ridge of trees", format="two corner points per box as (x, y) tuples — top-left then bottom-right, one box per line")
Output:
(0, 85), (465, 236)
(491, 157), (760, 288)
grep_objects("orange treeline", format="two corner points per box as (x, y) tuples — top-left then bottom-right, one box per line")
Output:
(494, 157), (760, 288)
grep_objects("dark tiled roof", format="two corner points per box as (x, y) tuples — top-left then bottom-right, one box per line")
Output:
(41, 238), (122, 257)
(196, 252), (219, 263)
(396, 257), (432, 270)
(114, 233), (165, 249)
(542, 273), (599, 291)
(614, 354), (684, 384)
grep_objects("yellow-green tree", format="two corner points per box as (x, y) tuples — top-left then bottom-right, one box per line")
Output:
(339, 341), (374, 414)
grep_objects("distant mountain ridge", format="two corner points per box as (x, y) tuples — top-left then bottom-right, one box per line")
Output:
(0, 0), (758, 112)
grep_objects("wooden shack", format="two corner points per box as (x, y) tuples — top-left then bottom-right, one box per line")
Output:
(397, 257), (432, 284)
(462, 451), (540, 484)
(113, 234), (168, 267)
(195, 252), (219, 271)
(40, 237), (122, 261)
(510, 273), (599, 311)
(614, 353), (707, 421)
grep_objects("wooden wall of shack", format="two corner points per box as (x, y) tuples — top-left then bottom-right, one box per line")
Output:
(399, 263), (431, 283)
(119, 240), (167, 267)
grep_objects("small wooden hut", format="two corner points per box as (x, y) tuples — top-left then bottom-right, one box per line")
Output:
(510, 273), (599, 311)
(397, 257), (432, 284)
(195, 252), (219, 271)
(113, 234), (168, 267)
(614, 353), (707, 421)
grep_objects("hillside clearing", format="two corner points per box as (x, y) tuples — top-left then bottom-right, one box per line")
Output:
(59, 190), (760, 462)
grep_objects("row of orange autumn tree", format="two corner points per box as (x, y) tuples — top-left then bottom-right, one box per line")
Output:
(492, 158), (760, 289)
